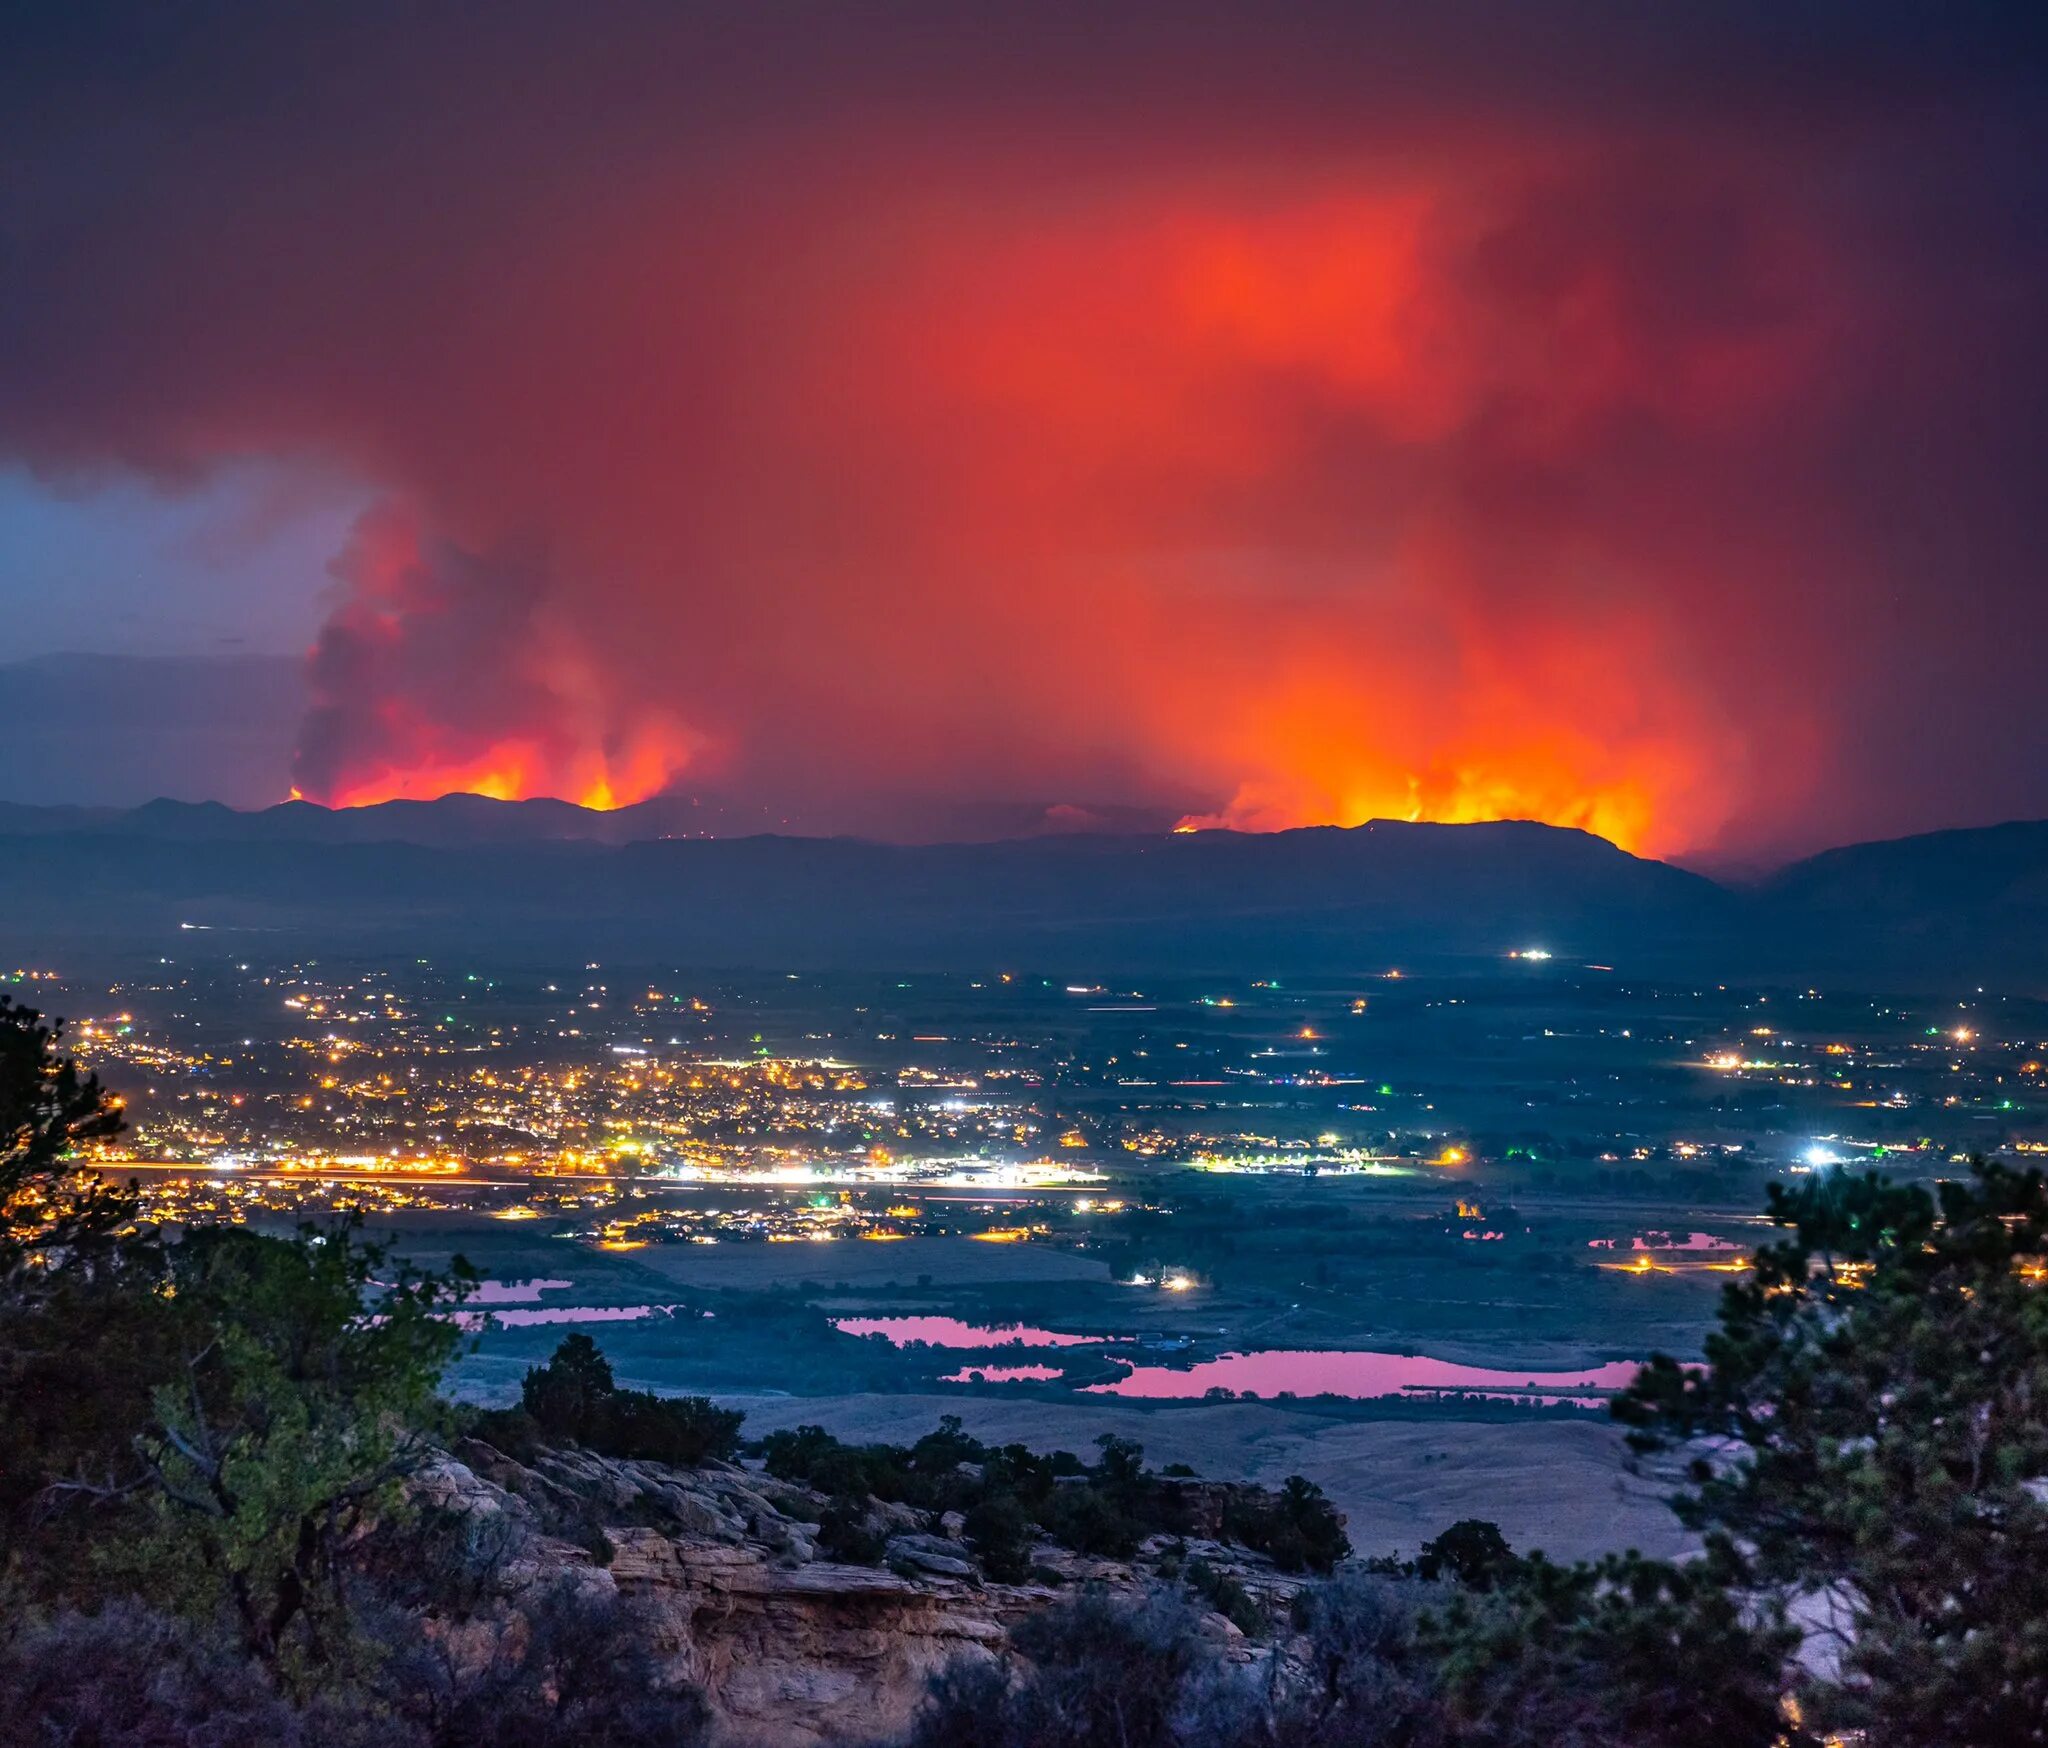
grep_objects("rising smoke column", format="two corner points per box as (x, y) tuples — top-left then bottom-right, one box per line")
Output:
(271, 149), (1818, 853)
(292, 504), (699, 808)
(2, 5), (2046, 856)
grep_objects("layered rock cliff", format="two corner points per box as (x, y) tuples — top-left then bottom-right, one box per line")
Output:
(408, 1437), (1317, 1745)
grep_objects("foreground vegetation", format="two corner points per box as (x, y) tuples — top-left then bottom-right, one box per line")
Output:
(754, 1413), (1349, 1580)
(12, 990), (2048, 1742)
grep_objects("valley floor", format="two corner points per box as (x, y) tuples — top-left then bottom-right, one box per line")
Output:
(719, 1391), (1690, 1565)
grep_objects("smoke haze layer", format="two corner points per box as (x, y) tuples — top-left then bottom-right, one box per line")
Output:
(5, 4), (2047, 857)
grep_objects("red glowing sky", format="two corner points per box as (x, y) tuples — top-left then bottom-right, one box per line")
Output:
(5, 5), (2047, 860)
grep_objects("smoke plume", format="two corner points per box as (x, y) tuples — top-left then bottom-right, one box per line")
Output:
(5, 4), (2048, 858)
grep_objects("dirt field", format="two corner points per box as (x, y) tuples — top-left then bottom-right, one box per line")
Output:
(720, 1391), (1690, 1564)
(622, 1235), (1113, 1289)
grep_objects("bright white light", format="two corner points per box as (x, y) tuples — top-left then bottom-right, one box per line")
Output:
(1803, 1143), (1842, 1169)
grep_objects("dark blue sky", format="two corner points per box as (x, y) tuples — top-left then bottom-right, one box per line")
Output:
(1, 464), (353, 657)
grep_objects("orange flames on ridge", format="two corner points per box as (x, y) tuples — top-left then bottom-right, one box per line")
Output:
(321, 745), (663, 812)
(288, 160), (1815, 854)
(315, 713), (694, 812)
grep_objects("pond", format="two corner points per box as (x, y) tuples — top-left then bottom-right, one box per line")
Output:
(834, 1315), (1117, 1348)
(471, 1277), (575, 1304)
(462, 1302), (682, 1329)
(941, 1363), (1066, 1383)
(1083, 1348), (1641, 1402)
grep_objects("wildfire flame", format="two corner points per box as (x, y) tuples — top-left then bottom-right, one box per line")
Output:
(321, 737), (684, 812)
(284, 167), (1810, 851)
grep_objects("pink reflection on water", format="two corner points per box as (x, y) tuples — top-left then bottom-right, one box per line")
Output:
(1592, 1232), (1742, 1252)
(1083, 1349), (1640, 1401)
(458, 1303), (679, 1330)
(942, 1364), (1065, 1383)
(1637, 1231), (1741, 1252)
(835, 1316), (1105, 1348)
(471, 1277), (574, 1304)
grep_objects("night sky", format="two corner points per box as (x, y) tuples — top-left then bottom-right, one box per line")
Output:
(3, 3), (2047, 862)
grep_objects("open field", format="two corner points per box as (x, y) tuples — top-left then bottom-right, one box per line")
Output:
(724, 1392), (1689, 1564)
(621, 1234), (1113, 1289)
(385, 1194), (1703, 1566)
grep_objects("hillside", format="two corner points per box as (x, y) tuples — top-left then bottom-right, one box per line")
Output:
(0, 805), (1730, 973)
(2, 797), (2046, 982)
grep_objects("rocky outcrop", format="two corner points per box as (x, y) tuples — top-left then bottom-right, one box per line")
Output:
(408, 1439), (1315, 1746)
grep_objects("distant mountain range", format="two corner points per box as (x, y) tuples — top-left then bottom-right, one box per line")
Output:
(0, 794), (2040, 986)
(0, 792), (732, 847)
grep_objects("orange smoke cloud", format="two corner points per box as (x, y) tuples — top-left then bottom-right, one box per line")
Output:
(1136, 611), (1721, 858)
(16, 3), (2014, 859)
(272, 157), (1822, 851)
(792, 173), (1799, 854)
(292, 169), (1808, 848)
(292, 504), (701, 812)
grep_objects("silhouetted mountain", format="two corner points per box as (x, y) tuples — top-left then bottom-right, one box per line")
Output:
(0, 800), (2039, 983)
(0, 792), (733, 846)
(0, 811), (1731, 974)
(1755, 820), (2048, 979)
(0, 792), (1162, 848)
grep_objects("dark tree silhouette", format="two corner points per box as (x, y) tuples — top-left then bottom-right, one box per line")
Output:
(1416, 1519), (1520, 1590)
(522, 1332), (619, 1432)
(0, 993), (151, 1565)
(514, 1333), (743, 1466)
(1618, 1158), (2048, 1743)
(0, 992), (130, 1280)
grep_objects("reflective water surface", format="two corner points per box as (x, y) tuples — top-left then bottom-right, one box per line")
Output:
(1085, 1348), (1639, 1401)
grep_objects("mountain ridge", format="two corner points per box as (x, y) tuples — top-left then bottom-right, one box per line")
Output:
(0, 791), (1766, 865)
(0, 797), (2035, 984)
